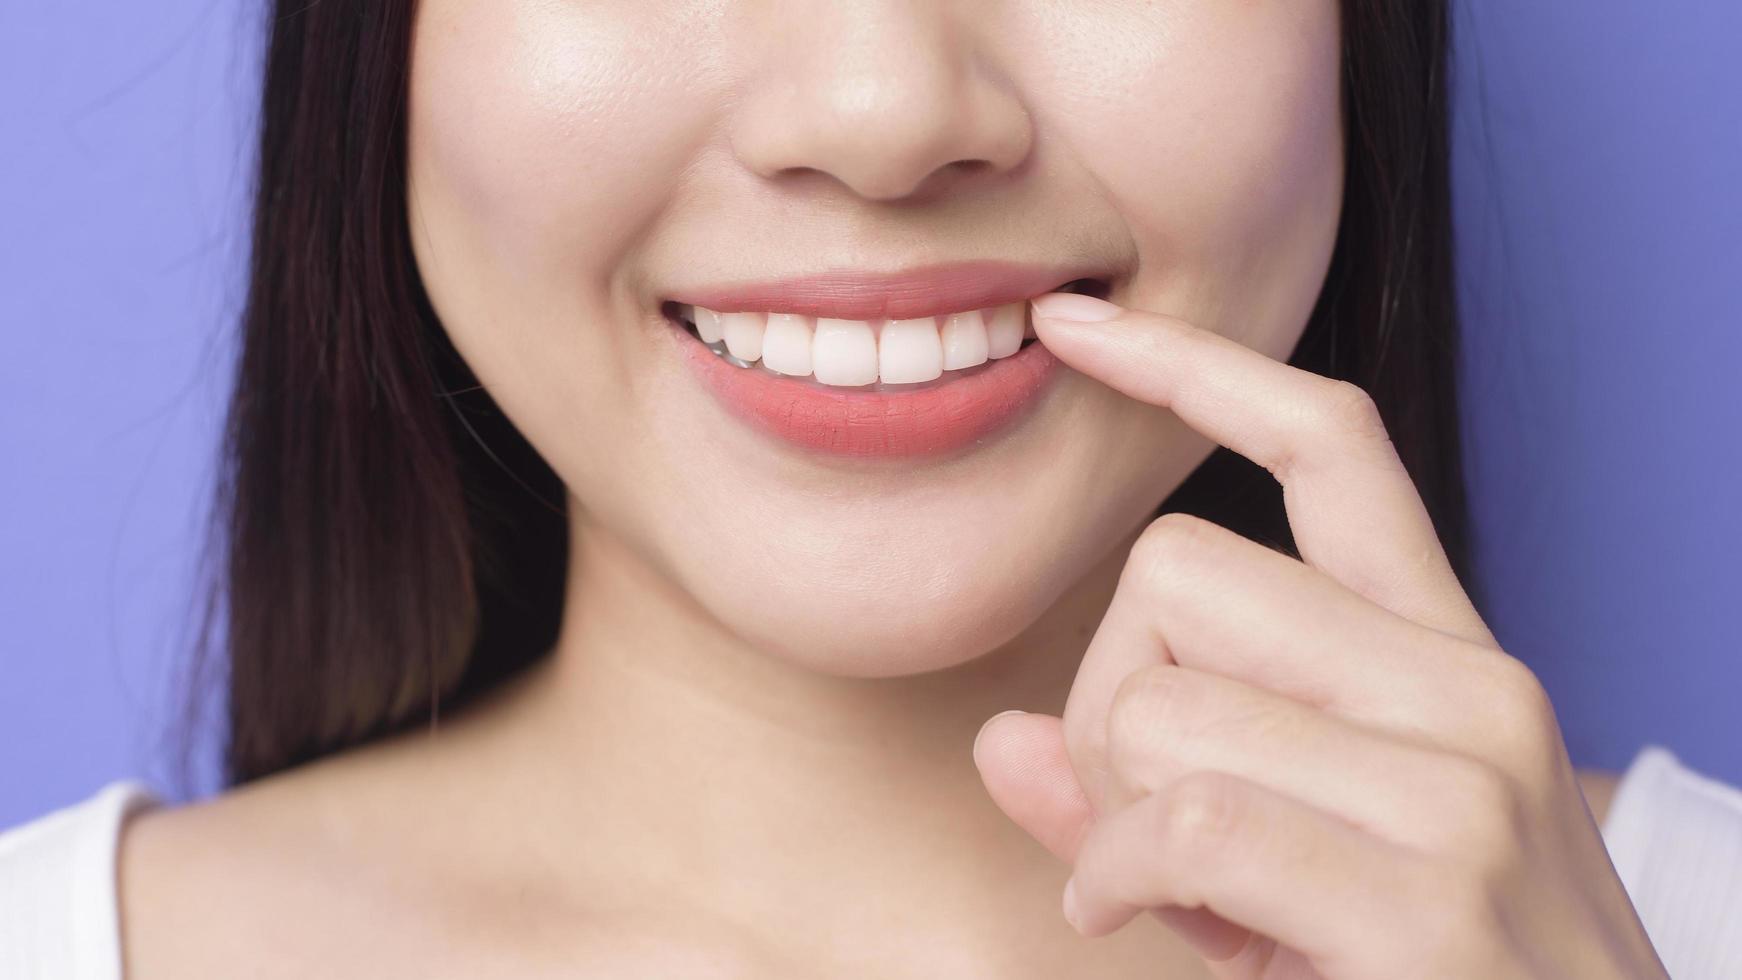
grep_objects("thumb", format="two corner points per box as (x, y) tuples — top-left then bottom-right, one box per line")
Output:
(972, 710), (1260, 966)
(971, 710), (1095, 862)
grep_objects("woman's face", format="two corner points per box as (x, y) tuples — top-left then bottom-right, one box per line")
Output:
(406, 1), (1344, 677)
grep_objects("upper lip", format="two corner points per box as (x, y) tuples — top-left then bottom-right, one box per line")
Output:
(666, 260), (1113, 322)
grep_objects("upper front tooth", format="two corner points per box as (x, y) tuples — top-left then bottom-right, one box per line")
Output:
(985, 302), (1026, 359)
(761, 313), (814, 376)
(879, 317), (943, 384)
(812, 318), (879, 386)
(688, 300), (1031, 386)
(939, 310), (990, 370)
(721, 311), (766, 362)
(693, 306), (725, 344)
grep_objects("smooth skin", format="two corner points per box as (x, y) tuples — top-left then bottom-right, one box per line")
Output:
(117, 1), (1650, 976)
(973, 292), (1666, 978)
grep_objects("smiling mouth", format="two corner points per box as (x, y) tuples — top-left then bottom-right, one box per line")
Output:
(660, 277), (1109, 392)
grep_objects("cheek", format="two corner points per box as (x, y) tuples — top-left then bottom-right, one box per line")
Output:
(404, 1), (725, 489)
(405, 1), (712, 377)
(1038, 1), (1344, 356)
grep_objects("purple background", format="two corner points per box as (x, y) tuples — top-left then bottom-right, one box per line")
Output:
(3, 2), (1739, 828)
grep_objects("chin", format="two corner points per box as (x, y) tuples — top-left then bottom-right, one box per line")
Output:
(646, 439), (1189, 680)
(697, 547), (1071, 680)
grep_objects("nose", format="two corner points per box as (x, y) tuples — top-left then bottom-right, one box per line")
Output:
(730, 2), (1034, 204)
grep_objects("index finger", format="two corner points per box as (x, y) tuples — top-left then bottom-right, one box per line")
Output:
(1030, 291), (1492, 647)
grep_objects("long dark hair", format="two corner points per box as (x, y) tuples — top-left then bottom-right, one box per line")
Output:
(208, 0), (1464, 785)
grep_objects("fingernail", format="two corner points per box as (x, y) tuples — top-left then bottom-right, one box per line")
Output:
(972, 708), (1028, 757)
(1062, 877), (1084, 931)
(1030, 292), (1124, 323)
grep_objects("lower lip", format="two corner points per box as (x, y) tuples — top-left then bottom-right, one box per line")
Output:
(670, 318), (1061, 458)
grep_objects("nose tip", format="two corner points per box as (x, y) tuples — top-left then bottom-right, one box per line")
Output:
(729, 8), (1034, 204)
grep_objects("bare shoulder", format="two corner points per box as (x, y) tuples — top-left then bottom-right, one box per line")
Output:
(119, 752), (386, 978)
(1577, 766), (1623, 826)
(118, 797), (251, 978)
(117, 736), (506, 979)
(115, 734), (783, 979)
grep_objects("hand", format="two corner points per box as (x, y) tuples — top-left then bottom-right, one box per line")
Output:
(971, 293), (1667, 979)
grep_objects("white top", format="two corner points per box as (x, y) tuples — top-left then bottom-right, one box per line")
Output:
(0, 782), (155, 980)
(2, 745), (1740, 978)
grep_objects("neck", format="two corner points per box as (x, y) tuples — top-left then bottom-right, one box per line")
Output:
(454, 500), (1139, 953)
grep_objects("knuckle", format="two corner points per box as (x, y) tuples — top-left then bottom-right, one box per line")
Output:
(1270, 379), (1391, 482)
(1318, 378), (1388, 440)
(1107, 666), (1190, 773)
(1431, 757), (1530, 866)
(1473, 655), (1562, 776)
(1155, 771), (1244, 855)
(1128, 513), (1218, 593)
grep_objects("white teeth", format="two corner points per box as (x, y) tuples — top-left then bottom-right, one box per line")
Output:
(939, 310), (990, 371)
(761, 313), (814, 376)
(721, 311), (766, 362)
(879, 317), (944, 384)
(985, 302), (1026, 359)
(682, 299), (1036, 387)
(693, 306), (725, 344)
(812, 318), (879, 386)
